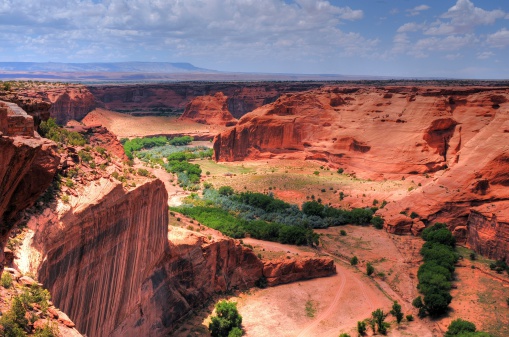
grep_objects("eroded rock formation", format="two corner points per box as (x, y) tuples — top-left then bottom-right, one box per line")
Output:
(1, 85), (96, 125)
(87, 82), (325, 118)
(0, 111), (59, 270)
(110, 228), (336, 336)
(214, 86), (509, 260)
(179, 92), (238, 126)
(21, 178), (169, 337)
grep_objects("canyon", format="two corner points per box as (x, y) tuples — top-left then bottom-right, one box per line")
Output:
(2, 81), (509, 337)
(214, 85), (509, 262)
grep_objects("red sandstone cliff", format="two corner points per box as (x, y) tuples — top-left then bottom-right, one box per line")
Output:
(110, 228), (336, 336)
(0, 123), (59, 270)
(20, 178), (169, 337)
(1, 85), (96, 125)
(214, 86), (509, 261)
(179, 92), (238, 126)
(19, 181), (335, 337)
(87, 82), (325, 118)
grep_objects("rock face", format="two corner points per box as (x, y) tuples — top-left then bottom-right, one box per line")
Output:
(24, 178), (169, 337)
(263, 256), (336, 287)
(1, 85), (96, 125)
(467, 203), (509, 262)
(47, 88), (97, 124)
(214, 85), (509, 260)
(179, 92), (238, 126)
(110, 228), (336, 336)
(0, 119), (59, 270)
(88, 82), (325, 118)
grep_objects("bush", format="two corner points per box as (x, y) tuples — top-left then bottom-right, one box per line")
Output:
(366, 263), (375, 276)
(209, 301), (242, 337)
(406, 314), (414, 321)
(302, 201), (324, 217)
(371, 216), (384, 229)
(39, 118), (86, 146)
(34, 322), (58, 337)
(390, 301), (404, 324)
(228, 327), (243, 337)
(445, 319), (476, 336)
(350, 256), (358, 266)
(357, 320), (367, 335)
(340, 229), (347, 236)
(218, 186), (235, 196)
(1, 272), (13, 288)
(412, 296), (423, 308)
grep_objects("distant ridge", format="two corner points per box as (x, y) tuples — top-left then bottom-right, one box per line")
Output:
(0, 61), (216, 73)
(0, 61), (441, 82)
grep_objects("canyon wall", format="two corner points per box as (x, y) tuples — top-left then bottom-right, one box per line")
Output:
(111, 228), (336, 336)
(24, 178), (169, 337)
(21, 180), (335, 337)
(179, 92), (238, 126)
(1, 85), (96, 125)
(467, 203), (509, 262)
(87, 82), (325, 118)
(214, 85), (509, 260)
(0, 116), (59, 270)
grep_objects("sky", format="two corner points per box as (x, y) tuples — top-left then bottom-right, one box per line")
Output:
(1, 0), (509, 79)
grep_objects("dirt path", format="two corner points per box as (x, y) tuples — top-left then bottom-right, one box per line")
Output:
(296, 265), (347, 337)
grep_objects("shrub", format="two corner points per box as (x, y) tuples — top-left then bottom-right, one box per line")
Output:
(209, 301), (242, 337)
(350, 256), (358, 266)
(390, 301), (404, 324)
(39, 118), (86, 146)
(337, 168), (344, 174)
(302, 201), (324, 217)
(371, 309), (387, 335)
(137, 168), (150, 177)
(410, 211), (419, 219)
(406, 314), (414, 322)
(366, 263), (375, 276)
(218, 186), (235, 196)
(228, 327), (243, 337)
(357, 320), (367, 335)
(34, 322), (58, 337)
(445, 319), (476, 337)
(412, 296), (423, 308)
(1, 272), (13, 288)
(339, 334), (350, 337)
(371, 216), (384, 229)
(340, 229), (347, 236)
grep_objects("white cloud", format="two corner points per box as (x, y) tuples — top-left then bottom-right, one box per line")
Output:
(487, 28), (509, 48)
(425, 0), (505, 35)
(407, 4), (430, 17)
(397, 22), (423, 33)
(0, 0), (374, 65)
(477, 51), (494, 59)
(445, 53), (462, 60)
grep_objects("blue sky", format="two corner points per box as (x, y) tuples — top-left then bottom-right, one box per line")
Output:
(1, 0), (509, 78)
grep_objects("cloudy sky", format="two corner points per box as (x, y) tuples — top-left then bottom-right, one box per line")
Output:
(1, 0), (509, 78)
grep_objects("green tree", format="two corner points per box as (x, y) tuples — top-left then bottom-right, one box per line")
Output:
(366, 263), (375, 276)
(302, 201), (325, 217)
(218, 186), (235, 196)
(209, 301), (242, 337)
(371, 308), (388, 335)
(445, 319), (476, 336)
(357, 320), (367, 335)
(350, 256), (358, 266)
(390, 301), (404, 324)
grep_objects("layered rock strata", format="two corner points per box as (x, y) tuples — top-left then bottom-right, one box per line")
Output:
(22, 178), (169, 337)
(214, 86), (509, 260)
(179, 92), (238, 126)
(0, 111), (59, 270)
(87, 82), (325, 118)
(110, 228), (336, 336)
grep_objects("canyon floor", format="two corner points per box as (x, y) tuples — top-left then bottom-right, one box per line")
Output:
(82, 107), (509, 337)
